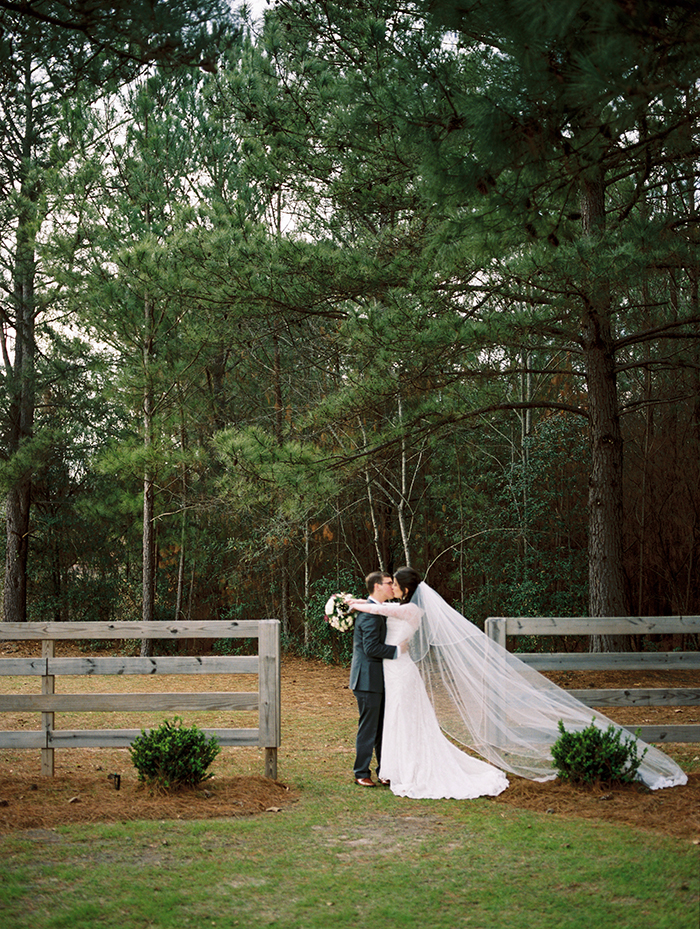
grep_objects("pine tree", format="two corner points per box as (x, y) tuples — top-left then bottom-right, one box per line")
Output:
(238, 0), (700, 629)
(0, 0), (237, 621)
(419, 0), (700, 632)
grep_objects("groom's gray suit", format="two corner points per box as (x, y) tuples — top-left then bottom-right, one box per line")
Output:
(350, 600), (398, 781)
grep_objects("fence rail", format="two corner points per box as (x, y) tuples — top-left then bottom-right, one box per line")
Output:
(484, 615), (700, 744)
(0, 620), (281, 777)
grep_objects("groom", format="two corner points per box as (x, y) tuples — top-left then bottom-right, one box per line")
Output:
(350, 570), (401, 787)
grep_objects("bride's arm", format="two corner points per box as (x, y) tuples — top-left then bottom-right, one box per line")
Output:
(349, 599), (421, 634)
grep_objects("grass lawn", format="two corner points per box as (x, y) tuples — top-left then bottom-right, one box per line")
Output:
(0, 771), (697, 929)
(0, 657), (698, 928)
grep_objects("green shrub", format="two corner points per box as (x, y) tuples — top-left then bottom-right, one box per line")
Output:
(129, 717), (221, 791)
(551, 718), (648, 786)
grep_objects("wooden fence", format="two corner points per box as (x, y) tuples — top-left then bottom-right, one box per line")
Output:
(0, 620), (281, 778)
(484, 615), (700, 743)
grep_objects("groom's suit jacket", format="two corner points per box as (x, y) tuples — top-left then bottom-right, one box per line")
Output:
(349, 600), (397, 693)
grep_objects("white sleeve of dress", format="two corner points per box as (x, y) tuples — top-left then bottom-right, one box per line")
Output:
(359, 601), (422, 636)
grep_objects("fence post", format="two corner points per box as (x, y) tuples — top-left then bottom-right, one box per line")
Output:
(41, 639), (55, 776)
(484, 618), (508, 754)
(258, 619), (281, 779)
(485, 617), (507, 650)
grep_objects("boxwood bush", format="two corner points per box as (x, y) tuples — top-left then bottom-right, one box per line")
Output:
(129, 717), (221, 791)
(551, 718), (648, 786)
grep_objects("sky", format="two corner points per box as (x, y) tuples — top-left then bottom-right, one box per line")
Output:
(238, 0), (271, 22)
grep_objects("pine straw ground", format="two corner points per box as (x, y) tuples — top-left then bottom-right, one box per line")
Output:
(0, 650), (698, 842)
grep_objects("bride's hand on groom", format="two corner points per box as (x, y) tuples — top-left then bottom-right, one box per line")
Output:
(347, 598), (369, 611)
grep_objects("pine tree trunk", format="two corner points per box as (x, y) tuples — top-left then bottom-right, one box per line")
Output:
(174, 511), (186, 623)
(141, 296), (156, 658)
(4, 482), (31, 622)
(397, 395), (412, 566)
(579, 166), (631, 651)
(360, 420), (385, 571)
(272, 330), (290, 638)
(4, 116), (37, 623)
(303, 522), (310, 647)
(141, 466), (155, 656)
(174, 411), (188, 623)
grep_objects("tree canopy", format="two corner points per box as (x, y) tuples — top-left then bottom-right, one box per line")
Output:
(1, 0), (698, 655)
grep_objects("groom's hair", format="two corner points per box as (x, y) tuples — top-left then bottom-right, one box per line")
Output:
(365, 570), (388, 594)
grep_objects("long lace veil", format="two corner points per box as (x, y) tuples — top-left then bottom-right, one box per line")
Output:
(410, 583), (687, 789)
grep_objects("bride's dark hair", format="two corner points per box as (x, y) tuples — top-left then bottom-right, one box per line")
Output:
(393, 566), (421, 603)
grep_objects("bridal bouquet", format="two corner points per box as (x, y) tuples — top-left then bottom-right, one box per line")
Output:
(324, 593), (354, 632)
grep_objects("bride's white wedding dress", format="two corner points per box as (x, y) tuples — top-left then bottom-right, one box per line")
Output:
(363, 600), (509, 799)
(359, 584), (687, 794)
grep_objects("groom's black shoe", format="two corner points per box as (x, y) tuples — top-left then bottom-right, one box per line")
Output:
(354, 777), (376, 787)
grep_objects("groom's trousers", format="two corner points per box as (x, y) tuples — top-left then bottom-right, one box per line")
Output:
(353, 689), (385, 779)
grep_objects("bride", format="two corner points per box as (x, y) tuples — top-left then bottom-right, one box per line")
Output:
(350, 566), (687, 798)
